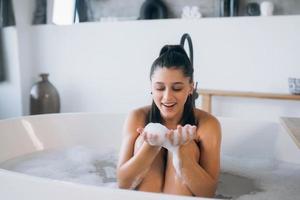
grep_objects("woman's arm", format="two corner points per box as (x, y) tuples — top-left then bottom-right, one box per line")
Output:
(178, 117), (221, 197)
(117, 109), (162, 189)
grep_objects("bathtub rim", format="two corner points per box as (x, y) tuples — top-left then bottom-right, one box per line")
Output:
(1, 113), (300, 199)
(1, 112), (299, 165)
(0, 111), (283, 125)
(0, 112), (128, 123)
(0, 167), (211, 200)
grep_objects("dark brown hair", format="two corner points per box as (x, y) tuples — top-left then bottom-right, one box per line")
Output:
(147, 45), (197, 126)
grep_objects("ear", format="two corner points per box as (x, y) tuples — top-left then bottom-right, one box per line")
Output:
(189, 82), (195, 95)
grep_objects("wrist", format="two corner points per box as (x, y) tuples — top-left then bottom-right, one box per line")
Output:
(178, 146), (194, 165)
(144, 142), (162, 152)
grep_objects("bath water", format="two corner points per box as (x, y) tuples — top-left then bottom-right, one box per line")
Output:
(1, 145), (300, 199)
(0, 146), (118, 188)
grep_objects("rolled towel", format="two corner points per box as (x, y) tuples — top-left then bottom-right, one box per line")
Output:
(181, 6), (202, 19)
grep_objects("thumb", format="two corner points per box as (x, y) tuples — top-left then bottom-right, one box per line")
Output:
(136, 127), (144, 134)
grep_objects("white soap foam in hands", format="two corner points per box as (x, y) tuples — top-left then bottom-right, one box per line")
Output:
(144, 123), (194, 177)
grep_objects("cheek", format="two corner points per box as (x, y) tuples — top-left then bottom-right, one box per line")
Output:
(152, 93), (162, 103)
(178, 92), (190, 104)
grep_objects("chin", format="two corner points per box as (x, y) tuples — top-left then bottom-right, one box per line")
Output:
(160, 111), (177, 120)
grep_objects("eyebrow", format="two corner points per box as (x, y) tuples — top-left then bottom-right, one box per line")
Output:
(155, 82), (184, 85)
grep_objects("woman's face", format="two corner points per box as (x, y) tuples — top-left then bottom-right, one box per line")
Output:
(151, 67), (193, 122)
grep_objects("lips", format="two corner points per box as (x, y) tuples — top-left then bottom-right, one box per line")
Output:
(162, 102), (176, 108)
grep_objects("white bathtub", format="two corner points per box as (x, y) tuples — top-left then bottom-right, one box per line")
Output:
(0, 113), (299, 200)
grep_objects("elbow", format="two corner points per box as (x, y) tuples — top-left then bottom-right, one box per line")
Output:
(197, 187), (217, 198)
(117, 174), (142, 190)
(116, 169), (139, 190)
(205, 179), (219, 198)
(117, 164), (149, 190)
(117, 177), (131, 189)
(117, 181), (130, 189)
(116, 169), (130, 189)
(117, 178), (140, 190)
(194, 178), (218, 198)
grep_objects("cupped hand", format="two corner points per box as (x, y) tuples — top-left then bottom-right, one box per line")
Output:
(137, 127), (166, 146)
(166, 124), (197, 146)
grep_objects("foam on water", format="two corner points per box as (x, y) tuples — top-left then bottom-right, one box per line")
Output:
(1, 145), (300, 200)
(220, 155), (300, 200)
(0, 146), (118, 188)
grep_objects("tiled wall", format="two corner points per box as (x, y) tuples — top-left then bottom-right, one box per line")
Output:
(86, 0), (300, 20)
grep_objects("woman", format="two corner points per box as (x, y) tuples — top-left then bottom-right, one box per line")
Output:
(117, 45), (221, 197)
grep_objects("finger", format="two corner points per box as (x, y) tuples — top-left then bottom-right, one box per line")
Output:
(185, 124), (191, 130)
(191, 126), (197, 139)
(184, 125), (191, 139)
(157, 134), (163, 146)
(185, 126), (190, 144)
(184, 125), (191, 143)
(143, 131), (148, 141)
(172, 129), (179, 146)
(177, 126), (182, 145)
(166, 130), (174, 145)
(147, 133), (155, 145)
(137, 127), (144, 134)
(151, 134), (158, 145)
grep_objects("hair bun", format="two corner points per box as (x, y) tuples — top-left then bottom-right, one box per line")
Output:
(159, 45), (189, 58)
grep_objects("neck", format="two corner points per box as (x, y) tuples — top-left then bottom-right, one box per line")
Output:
(162, 112), (183, 129)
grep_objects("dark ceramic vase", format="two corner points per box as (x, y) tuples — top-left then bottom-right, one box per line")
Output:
(247, 3), (260, 16)
(30, 73), (60, 115)
(139, 0), (168, 20)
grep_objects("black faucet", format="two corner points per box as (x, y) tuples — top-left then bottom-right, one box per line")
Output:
(180, 33), (198, 107)
(180, 33), (193, 68)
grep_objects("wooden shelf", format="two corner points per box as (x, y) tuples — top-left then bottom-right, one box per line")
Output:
(280, 117), (300, 149)
(197, 89), (300, 113)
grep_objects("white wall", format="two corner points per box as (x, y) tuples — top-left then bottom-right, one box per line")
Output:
(12, 0), (36, 117)
(0, 27), (22, 118)
(27, 16), (300, 122)
(1, 1), (300, 121)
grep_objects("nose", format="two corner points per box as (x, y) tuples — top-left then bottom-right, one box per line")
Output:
(162, 88), (174, 101)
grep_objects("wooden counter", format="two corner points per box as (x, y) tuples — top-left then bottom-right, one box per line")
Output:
(197, 89), (300, 113)
(196, 89), (300, 148)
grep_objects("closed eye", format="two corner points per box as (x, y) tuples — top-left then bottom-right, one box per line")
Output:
(172, 84), (184, 91)
(155, 87), (165, 91)
(173, 87), (183, 92)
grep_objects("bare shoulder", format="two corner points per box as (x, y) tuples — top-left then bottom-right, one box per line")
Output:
(123, 106), (151, 137)
(127, 106), (150, 121)
(194, 109), (221, 143)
